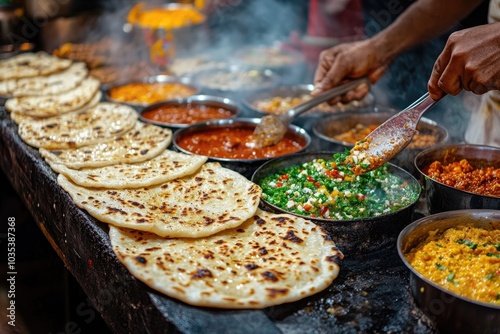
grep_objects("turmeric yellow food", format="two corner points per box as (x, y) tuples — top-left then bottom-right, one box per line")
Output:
(405, 225), (500, 304)
(108, 82), (196, 105)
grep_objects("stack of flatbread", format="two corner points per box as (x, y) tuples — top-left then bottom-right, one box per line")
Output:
(1, 52), (343, 309)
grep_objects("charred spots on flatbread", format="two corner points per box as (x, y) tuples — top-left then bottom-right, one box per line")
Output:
(283, 230), (303, 244)
(107, 207), (128, 215)
(258, 247), (268, 256)
(266, 288), (289, 299)
(254, 216), (266, 225)
(134, 256), (147, 265)
(192, 268), (213, 279)
(244, 263), (259, 270)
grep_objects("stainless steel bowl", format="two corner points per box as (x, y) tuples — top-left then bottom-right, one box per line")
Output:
(241, 84), (375, 119)
(139, 95), (239, 130)
(192, 66), (281, 100)
(415, 144), (500, 213)
(172, 118), (311, 179)
(397, 209), (500, 333)
(251, 151), (421, 256)
(103, 75), (198, 108)
(313, 110), (450, 176)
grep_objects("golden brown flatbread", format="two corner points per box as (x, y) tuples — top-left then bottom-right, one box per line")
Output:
(57, 162), (262, 238)
(39, 121), (172, 169)
(109, 208), (343, 309)
(18, 102), (137, 149)
(48, 150), (207, 188)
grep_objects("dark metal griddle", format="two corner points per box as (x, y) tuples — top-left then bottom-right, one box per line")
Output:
(0, 107), (440, 334)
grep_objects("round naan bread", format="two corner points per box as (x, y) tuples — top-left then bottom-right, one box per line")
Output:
(5, 76), (100, 117)
(9, 90), (102, 124)
(0, 62), (88, 97)
(39, 121), (172, 169)
(109, 208), (343, 309)
(49, 150), (207, 188)
(58, 162), (262, 238)
(18, 102), (137, 149)
(0, 52), (72, 80)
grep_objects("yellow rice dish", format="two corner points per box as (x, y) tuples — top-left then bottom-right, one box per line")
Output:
(405, 225), (500, 304)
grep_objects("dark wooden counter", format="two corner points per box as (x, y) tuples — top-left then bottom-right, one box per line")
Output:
(0, 108), (440, 334)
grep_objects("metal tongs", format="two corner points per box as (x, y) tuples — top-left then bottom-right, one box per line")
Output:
(348, 92), (441, 174)
(249, 77), (370, 148)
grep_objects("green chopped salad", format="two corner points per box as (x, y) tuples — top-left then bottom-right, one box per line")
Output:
(259, 151), (419, 220)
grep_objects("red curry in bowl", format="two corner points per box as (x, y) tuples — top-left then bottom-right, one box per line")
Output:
(139, 95), (238, 128)
(173, 119), (309, 160)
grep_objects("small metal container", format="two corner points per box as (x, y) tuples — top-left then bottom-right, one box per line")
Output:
(415, 143), (500, 213)
(139, 95), (239, 130)
(241, 84), (374, 119)
(397, 210), (500, 334)
(103, 75), (198, 108)
(172, 118), (310, 179)
(192, 66), (281, 101)
(251, 151), (421, 256)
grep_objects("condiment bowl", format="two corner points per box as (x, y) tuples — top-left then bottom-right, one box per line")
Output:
(397, 209), (500, 334)
(139, 95), (239, 130)
(103, 74), (198, 108)
(172, 118), (310, 179)
(313, 109), (449, 176)
(414, 144), (500, 214)
(251, 151), (421, 255)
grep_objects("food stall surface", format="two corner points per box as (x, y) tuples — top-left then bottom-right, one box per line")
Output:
(0, 105), (440, 333)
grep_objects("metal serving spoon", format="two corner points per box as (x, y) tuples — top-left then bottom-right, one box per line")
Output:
(249, 77), (370, 148)
(347, 92), (440, 174)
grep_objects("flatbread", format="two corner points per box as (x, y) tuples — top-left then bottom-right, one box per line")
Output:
(109, 208), (343, 309)
(5, 76), (100, 117)
(0, 52), (72, 80)
(18, 102), (137, 149)
(57, 162), (262, 238)
(48, 150), (207, 188)
(39, 121), (172, 169)
(9, 90), (102, 124)
(0, 62), (88, 97)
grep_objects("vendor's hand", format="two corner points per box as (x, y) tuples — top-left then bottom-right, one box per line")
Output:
(428, 22), (500, 100)
(312, 39), (388, 103)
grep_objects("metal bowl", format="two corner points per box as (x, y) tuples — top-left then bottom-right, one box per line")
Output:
(313, 110), (450, 176)
(241, 84), (375, 119)
(103, 74), (198, 108)
(251, 151), (421, 256)
(415, 144), (500, 214)
(139, 95), (239, 130)
(191, 66), (281, 100)
(397, 209), (500, 333)
(172, 118), (311, 179)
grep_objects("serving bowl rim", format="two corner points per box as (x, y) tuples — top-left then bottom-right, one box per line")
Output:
(138, 94), (239, 128)
(251, 150), (422, 223)
(414, 143), (500, 199)
(396, 208), (500, 310)
(172, 117), (311, 163)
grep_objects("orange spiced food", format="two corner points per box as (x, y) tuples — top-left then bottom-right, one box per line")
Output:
(176, 125), (306, 160)
(108, 82), (196, 105)
(424, 159), (500, 197)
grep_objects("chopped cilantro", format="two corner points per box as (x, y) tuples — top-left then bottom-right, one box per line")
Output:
(457, 239), (478, 250)
(435, 263), (446, 271)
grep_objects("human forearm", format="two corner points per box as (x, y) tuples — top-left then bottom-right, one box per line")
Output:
(371, 0), (484, 63)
